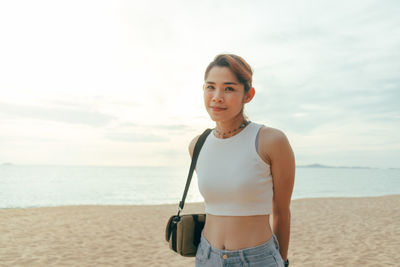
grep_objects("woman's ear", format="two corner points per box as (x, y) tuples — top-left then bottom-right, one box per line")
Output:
(244, 87), (255, 103)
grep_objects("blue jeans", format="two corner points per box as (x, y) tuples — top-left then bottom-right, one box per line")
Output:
(195, 229), (285, 267)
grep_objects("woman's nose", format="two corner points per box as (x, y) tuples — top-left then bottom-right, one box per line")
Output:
(212, 90), (224, 102)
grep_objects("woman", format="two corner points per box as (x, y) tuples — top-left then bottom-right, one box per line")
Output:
(189, 54), (295, 267)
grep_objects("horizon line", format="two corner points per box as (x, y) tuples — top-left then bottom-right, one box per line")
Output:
(1, 162), (399, 170)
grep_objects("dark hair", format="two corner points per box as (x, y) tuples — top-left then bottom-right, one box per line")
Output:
(204, 54), (253, 93)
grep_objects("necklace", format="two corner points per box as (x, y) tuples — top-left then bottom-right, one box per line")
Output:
(214, 120), (251, 138)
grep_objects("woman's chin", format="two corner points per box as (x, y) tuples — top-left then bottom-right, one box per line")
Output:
(208, 116), (230, 123)
(208, 113), (222, 121)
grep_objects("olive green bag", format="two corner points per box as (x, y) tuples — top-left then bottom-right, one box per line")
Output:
(165, 128), (212, 257)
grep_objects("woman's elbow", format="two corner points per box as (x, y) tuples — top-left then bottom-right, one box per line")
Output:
(273, 207), (291, 219)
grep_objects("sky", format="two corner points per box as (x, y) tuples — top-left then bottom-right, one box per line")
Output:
(0, 0), (399, 168)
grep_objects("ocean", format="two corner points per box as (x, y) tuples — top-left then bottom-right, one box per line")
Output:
(0, 165), (399, 209)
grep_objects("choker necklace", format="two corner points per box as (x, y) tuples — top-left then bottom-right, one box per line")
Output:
(214, 120), (251, 138)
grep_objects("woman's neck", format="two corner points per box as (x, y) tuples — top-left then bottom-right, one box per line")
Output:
(214, 115), (248, 138)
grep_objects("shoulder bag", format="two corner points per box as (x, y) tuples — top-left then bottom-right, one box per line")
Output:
(165, 128), (212, 257)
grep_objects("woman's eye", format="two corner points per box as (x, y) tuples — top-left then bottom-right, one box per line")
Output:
(205, 86), (234, 91)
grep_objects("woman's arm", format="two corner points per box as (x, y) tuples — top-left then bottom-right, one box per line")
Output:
(260, 127), (295, 261)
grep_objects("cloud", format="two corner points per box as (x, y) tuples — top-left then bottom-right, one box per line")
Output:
(0, 102), (115, 127)
(118, 123), (192, 132)
(104, 123), (194, 143)
(106, 132), (169, 143)
(245, 2), (400, 136)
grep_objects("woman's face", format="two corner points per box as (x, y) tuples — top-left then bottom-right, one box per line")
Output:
(203, 66), (248, 122)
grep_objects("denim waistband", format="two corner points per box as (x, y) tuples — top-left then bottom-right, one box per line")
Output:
(199, 229), (280, 259)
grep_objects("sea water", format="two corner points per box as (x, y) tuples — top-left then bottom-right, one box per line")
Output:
(0, 165), (399, 208)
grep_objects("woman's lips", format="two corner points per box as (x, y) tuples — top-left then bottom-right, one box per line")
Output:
(211, 107), (227, 112)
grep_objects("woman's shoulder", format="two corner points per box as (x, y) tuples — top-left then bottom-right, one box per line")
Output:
(257, 124), (291, 159)
(258, 124), (288, 143)
(188, 134), (201, 158)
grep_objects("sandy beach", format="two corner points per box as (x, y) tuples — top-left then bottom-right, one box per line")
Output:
(0, 195), (399, 266)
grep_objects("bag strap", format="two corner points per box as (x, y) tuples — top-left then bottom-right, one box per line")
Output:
(177, 128), (212, 216)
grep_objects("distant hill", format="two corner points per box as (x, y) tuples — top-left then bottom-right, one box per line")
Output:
(297, 163), (372, 169)
(1, 162), (14, 166)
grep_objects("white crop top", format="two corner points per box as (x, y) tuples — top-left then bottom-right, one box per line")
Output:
(196, 121), (274, 216)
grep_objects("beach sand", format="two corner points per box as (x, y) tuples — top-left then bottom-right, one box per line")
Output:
(1, 195), (399, 266)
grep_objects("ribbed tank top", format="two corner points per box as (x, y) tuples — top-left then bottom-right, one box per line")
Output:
(196, 121), (273, 216)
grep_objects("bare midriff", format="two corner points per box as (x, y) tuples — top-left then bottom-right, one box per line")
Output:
(202, 213), (273, 251)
